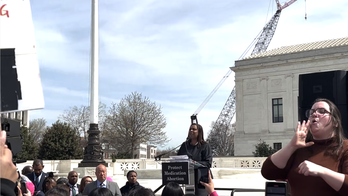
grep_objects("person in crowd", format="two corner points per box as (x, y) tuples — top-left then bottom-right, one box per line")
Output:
(56, 178), (68, 186)
(106, 177), (113, 182)
(120, 170), (143, 196)
(262, 98), (348, 196)
(88, 187), (113, 196)
(25, 159), (48, 194)
(67, 171), (79, 196)
(0, 130), (19, 196)
(26, 181), (35, 196)
(22, 166), (33, 176)
(82, 164), (121, 196)
(45, 185), (69, 196)
(129, 187), (154, 196)
(36, 173), (56, 196)
(78, 176), (93, 195)
(56, 184), (70, 195)
(16, 177), (33, 196)
(20, 175), (35, 196)
(177, 123), (212, 196)
(161, 182), (183, 196)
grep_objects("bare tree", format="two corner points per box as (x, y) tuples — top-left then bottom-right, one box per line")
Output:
(59, 102), (107, 141)
(103, 92), (169, 158)
(98, 103), (107, 131)
(59, 105), (89, 139)
(207, 122), (235, 156)
(28, 118), (47, 143)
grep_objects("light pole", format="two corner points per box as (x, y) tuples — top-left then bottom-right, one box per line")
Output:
(78, 0), (106, 167)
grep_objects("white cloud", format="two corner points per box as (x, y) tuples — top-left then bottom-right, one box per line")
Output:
(34, 26), (90, 74)
(44, 86), (88, 98)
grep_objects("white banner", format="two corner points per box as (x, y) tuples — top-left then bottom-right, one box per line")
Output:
(0, 0), (44, 113)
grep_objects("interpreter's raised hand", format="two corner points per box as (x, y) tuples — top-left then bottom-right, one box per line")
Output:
(298, 160), (324, 177)
(0, 130), (18, 183)
(289, 120), (314, 149)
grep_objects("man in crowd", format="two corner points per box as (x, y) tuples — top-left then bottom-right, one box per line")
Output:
(21, 166), (33, 176)
(26, 159), (48, 194)
(82, 164), (121, 196)
(67, 171), (79, 196)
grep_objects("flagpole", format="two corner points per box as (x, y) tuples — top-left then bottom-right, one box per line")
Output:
(90, 0), (98, 124)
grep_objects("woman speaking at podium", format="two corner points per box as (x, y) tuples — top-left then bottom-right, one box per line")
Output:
(177, 123), (212, 196)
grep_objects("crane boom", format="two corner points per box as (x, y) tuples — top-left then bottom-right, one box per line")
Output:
(210, 0), (298, 132)
(251, 0), (297, 56)
(251, 10), (281, 56)
(277, 0), (298, 10)
(213, 87), (236, 126)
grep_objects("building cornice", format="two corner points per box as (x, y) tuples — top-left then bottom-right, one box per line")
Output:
(231, 45), (348, 72)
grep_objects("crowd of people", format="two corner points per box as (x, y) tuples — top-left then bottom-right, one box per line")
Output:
(0, 120), (215, 196)
(0, 158), (216, 196)
(2, 98), (348, 196)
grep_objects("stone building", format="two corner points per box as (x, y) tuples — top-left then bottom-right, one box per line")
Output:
(147, 145), (157, 159)
(231, 37), (348, 156)
(101, 142), (157, 159)
(1, 110), (29, 127)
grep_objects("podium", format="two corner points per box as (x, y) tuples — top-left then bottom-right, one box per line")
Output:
(160, 155), (207, 195)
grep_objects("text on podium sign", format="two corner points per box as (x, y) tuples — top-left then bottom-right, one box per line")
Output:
(162, 162), (189, 185)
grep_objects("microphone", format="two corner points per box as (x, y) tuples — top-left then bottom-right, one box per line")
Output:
(184, 136), (193, 159)
(154, 139), (184, 161)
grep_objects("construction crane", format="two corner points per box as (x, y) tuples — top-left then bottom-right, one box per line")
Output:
(251, 0), (298, 55)
(191, 0), (298, 130)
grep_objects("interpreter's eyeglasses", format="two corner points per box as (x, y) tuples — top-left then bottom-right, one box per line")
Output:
(305, 108), (331, 118)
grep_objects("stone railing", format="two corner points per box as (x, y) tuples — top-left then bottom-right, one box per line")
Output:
(212, 157), (266, 168)
(16, 157), (267, 176)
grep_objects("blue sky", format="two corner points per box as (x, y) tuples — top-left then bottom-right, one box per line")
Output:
(28, 0), (348, 149)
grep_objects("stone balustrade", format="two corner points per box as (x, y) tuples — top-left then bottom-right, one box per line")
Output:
(16, 157), (267, 179)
